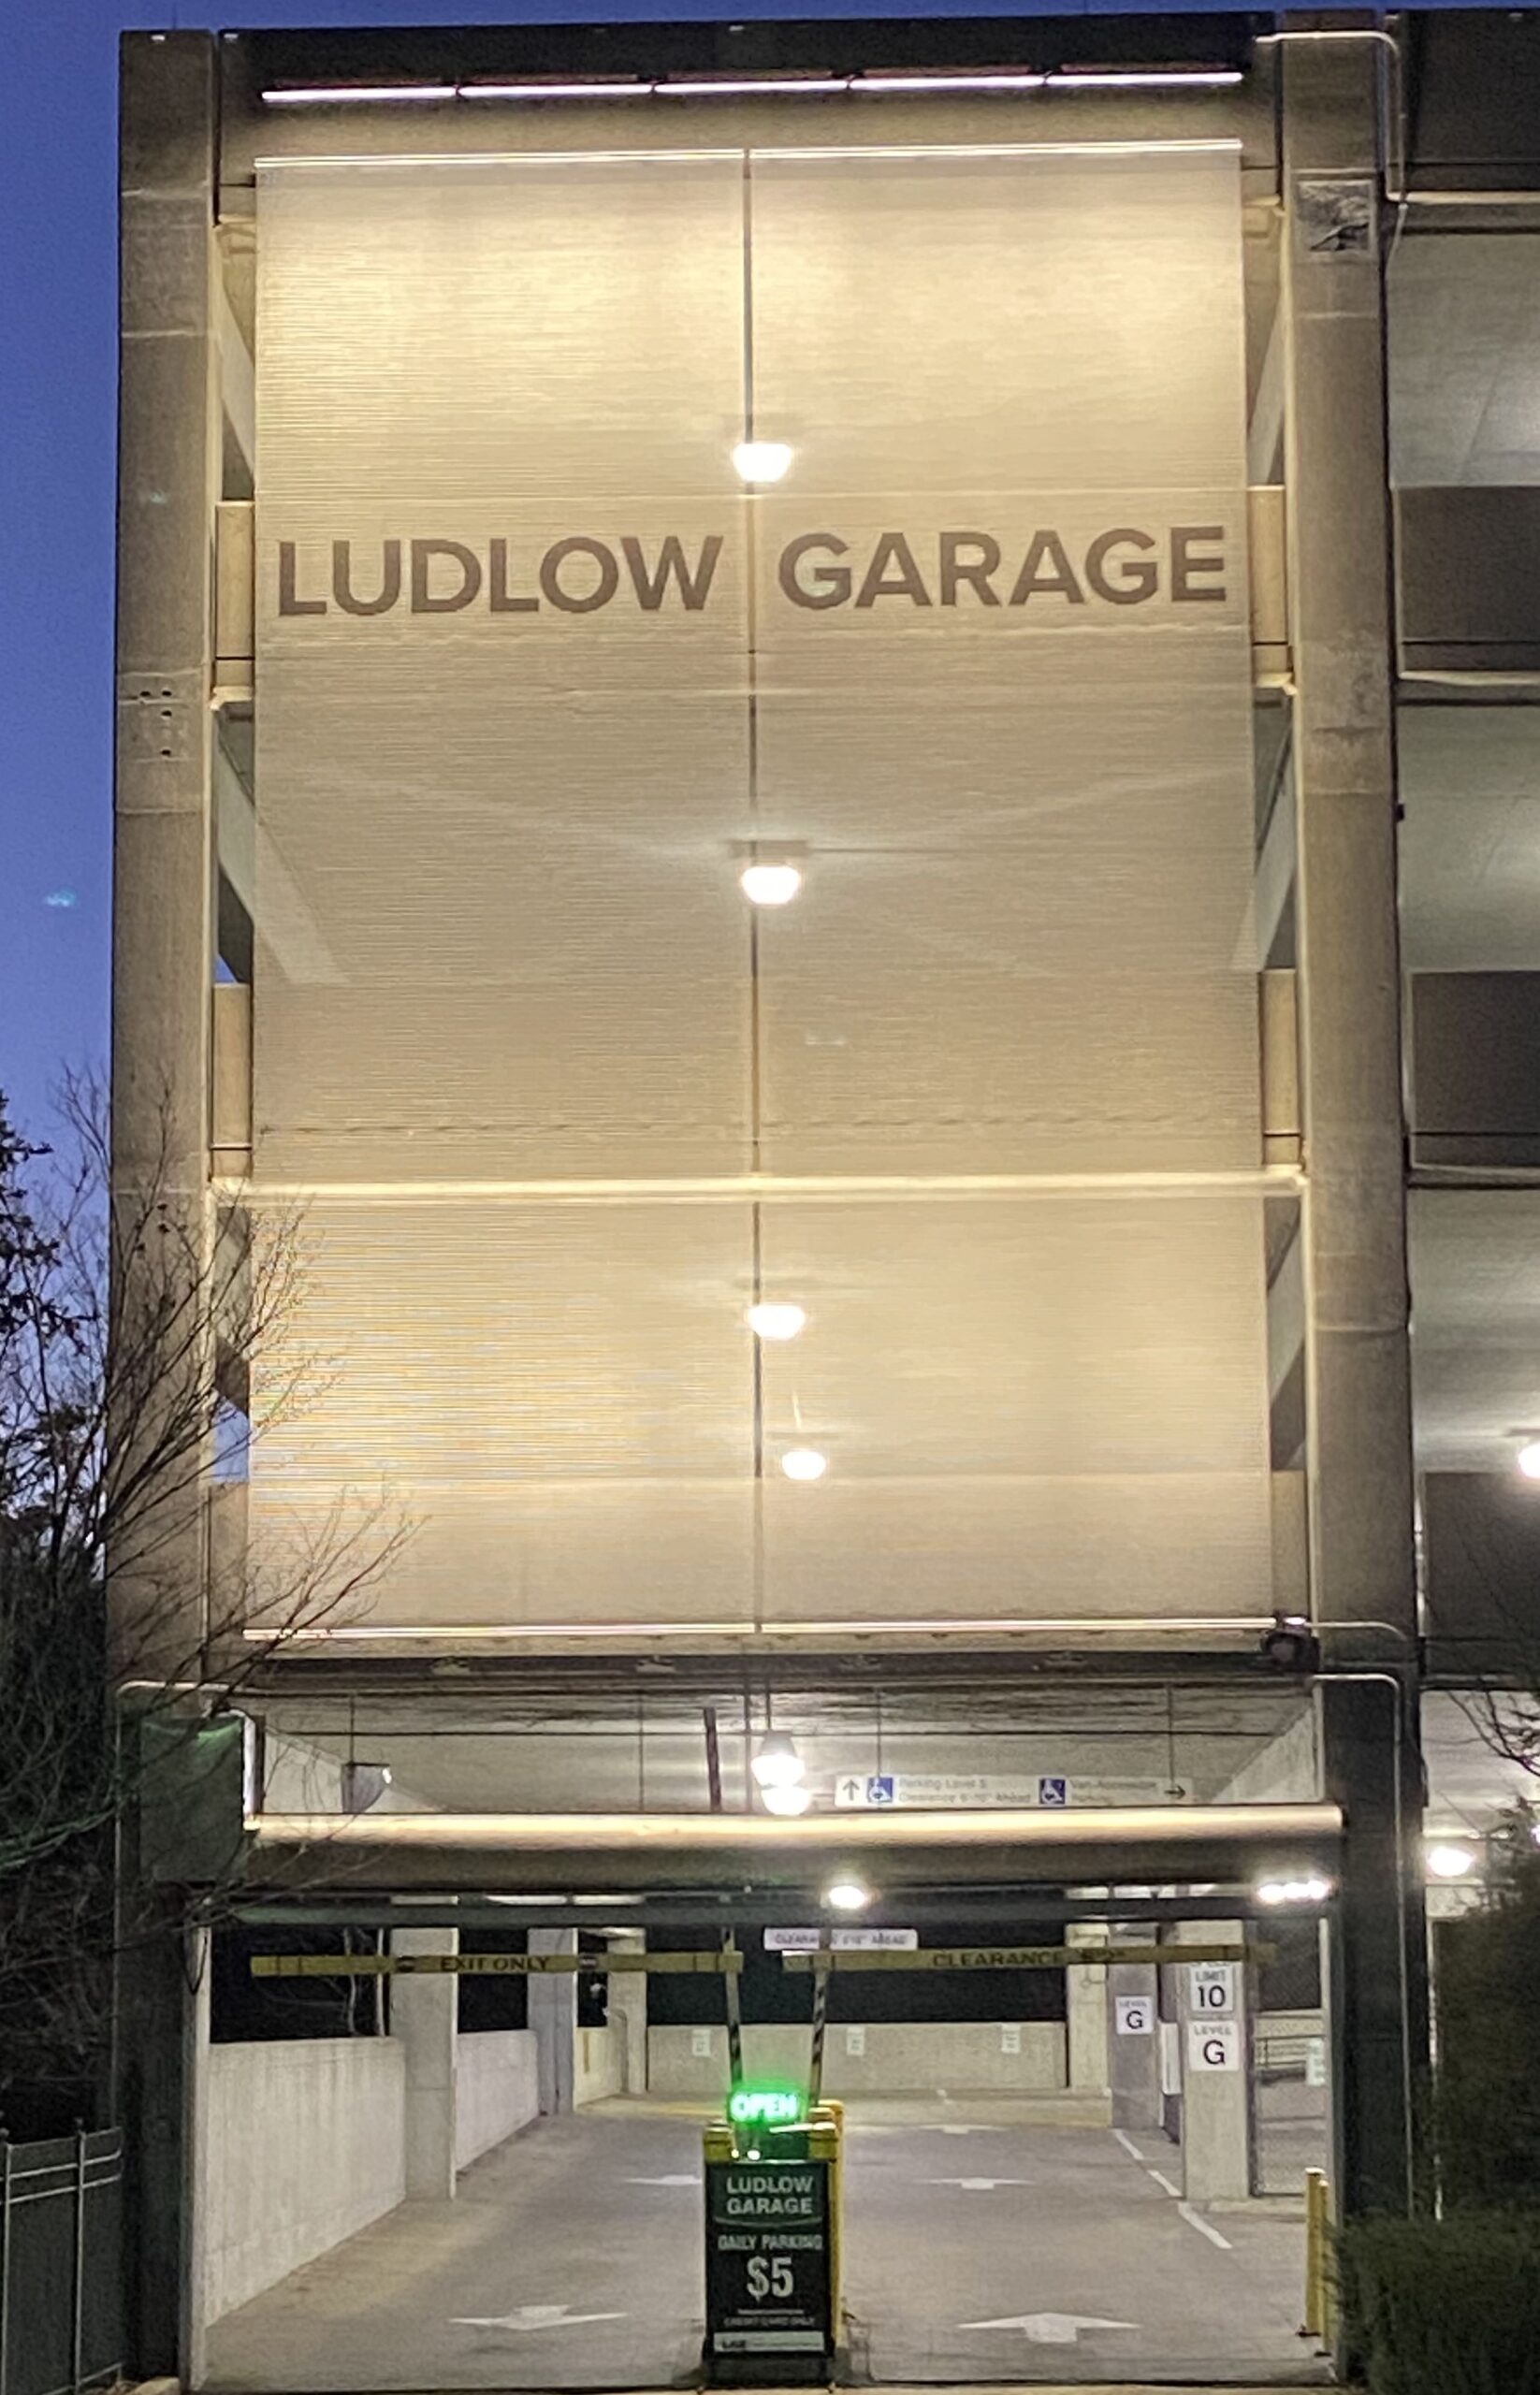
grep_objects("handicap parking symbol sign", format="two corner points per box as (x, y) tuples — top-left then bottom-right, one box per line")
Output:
(1038, 1776), (1069, 1807)
(865, 1775), (896, 1806)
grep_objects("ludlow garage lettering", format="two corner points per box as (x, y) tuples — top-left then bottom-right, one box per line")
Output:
(275, 525), (1228, 618)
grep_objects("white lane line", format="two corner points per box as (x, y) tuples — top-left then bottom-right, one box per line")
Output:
(1113, 2129), (1145, 2162)
(1179, 2202), (1234, 2250)
(1147, 2168), (1181, 2198)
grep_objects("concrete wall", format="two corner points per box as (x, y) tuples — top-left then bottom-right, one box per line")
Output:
(456, 2031), (540, 2170)
(574, 2025), (624, 2107)
(648, 2022), (1066, 2098)
(201, 2040), (406, 2324)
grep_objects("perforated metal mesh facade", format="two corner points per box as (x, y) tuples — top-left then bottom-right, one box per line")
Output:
(250, 140), (1270, 1633)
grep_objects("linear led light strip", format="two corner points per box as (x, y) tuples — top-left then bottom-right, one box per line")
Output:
(261, 68), (1242, 105)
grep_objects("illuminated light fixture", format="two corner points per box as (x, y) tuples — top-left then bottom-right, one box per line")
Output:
(751, 1731), (806, 1791)
(825, 1879), (871, 1911)
(1426, 1842), (1476, 1881)
(780, 1447), (828, 1483)
(262, 83), (458, 103)
(659, 78), (850, 96)
(1518, 1441), (1540, 1480)
(462, 80), (650, 99)
(262, 65), (1242, 109)
(857, 71), (1045, 91)
(1045, 67), (1242, 87)
(761, 1782), (814, 1818)
(732, 440), (794, 486)
(1256, 1875), (1333, 1907)
(748, 1301), (807, 1342)
(740, 861), (803, 907)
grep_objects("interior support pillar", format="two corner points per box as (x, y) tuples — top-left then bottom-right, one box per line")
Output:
(529, 1928), (577, 2115)
(1065, 1922), (1110, 2097)
(391, 1923), (459, 2199)
(1281, 21), (1429, 2218)
(1174, 1923), (1251, 2203)
(1108, 1957), (1162, 2132)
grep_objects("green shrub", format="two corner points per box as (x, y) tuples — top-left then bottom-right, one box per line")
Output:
(1336, 2213), (1540, 2395)
(1435, 1865), (1540, 2208)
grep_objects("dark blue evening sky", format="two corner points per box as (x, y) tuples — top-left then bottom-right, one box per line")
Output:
(0, 0), (1470, 1133)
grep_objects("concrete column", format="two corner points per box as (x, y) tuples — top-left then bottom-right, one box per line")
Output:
(113, 31), (221, 1675)
(1108, 1960), (1162, 2132)
(606, 1932), (648, 2096)
(183, 1926), (212, 2389)
(1174, 1924), (1250, 2203)
(391, 1926), (458, 2199)
(1281, 28), (1428, 2217)
(113, 1887), (203, 2379)
(530, 1928), (577, 2115)
(1065, 1924), (1110, 2096)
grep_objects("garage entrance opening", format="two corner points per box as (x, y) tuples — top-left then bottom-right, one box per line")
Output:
(200, 1890), (1329, 2392)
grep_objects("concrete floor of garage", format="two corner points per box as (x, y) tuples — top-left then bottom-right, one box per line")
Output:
(203, 2097), (1329, 2391)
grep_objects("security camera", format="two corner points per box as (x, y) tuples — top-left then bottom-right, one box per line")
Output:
(1259, 1611), (1321, 1673)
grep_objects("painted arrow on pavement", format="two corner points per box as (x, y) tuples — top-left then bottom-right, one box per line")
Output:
(926, 2177), (1035, 2191)
(960, 2313), (1138, 2345)
(453, 2306), (627, 2332)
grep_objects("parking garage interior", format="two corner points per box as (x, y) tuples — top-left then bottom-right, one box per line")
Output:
(172, 1667), (1512, 2391)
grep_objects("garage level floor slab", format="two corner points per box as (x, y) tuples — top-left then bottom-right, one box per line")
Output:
(203, 2098), (1329, 2392)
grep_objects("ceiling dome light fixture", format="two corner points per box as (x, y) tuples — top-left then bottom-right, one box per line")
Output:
(780, 1447), (828, 1483)
(740, 861), (803, 907)
(1256, 1875), (1333, 1908)
(1426, 1842), (1476, 1880)
(1518, 1441), (1540, 1480)
(825, 1879), (871, 1911)
(732, 439), (794, 485)
(751, 1731), (806, 1792)
(760, 1781), (813, 1818)
(748, 1301), (806, 1342)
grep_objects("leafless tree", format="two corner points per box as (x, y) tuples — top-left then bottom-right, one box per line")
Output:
(0, 1075), (410, 2125)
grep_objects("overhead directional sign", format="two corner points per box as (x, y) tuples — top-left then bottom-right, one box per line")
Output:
(784, 1942), (1253, 1974)
(251, 1949), (741, 1979)
(833, 1772), (1180, 1808)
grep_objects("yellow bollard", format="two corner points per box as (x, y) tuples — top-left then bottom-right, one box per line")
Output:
(809, 2108), (843, 2348)
(704, 2119), (734, 2167)
(1302, 2170), (1333, 2341)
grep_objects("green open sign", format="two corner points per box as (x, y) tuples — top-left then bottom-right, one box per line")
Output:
(726, 2083), (805, 2129)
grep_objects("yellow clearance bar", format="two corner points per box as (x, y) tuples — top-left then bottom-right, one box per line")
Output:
(251, 1949), (743, 1980)
(783, 1942), (1257, 1973)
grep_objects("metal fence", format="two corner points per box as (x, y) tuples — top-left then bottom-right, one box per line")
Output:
(0, 2133), (123, 2395)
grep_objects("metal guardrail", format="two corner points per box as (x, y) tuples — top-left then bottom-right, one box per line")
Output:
(0, 2132), (124, 2395)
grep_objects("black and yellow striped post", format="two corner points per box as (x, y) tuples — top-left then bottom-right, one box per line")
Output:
(807, 1939), (830, 2104)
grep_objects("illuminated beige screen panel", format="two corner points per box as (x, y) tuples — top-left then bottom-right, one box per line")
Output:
(758, 1193), (1271, 1621)
(246, 1200), (759, 1631)
(251, 142), (1270, 1635)
(254, 154), (752, 1183)
(748, 146), (1256, 1175)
